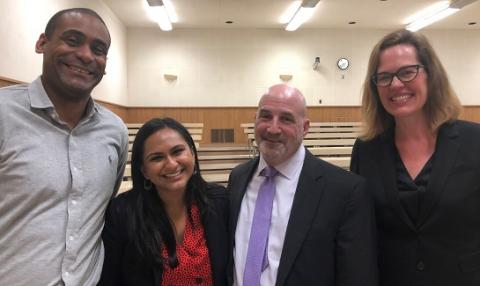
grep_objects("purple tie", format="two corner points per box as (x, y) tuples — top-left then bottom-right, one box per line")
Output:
(244, 166), (278, 286)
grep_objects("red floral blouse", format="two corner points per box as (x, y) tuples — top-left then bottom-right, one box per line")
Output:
(161, 204), (213, 286)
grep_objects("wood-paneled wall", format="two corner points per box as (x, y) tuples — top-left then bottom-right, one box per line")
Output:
(104, 104), (480, 145)
(460, 107), (480, 123)
(126, 107), (256, 145)
(96, 100), (128, 121)
(113, 106), (362, 145)
(0, 76), (23, 87)
(2, 77), (479, 145)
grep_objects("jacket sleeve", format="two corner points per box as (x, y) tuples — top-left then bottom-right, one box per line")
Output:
(98, 198), (128, 286)
(349, 138), (362, 174)
(335, 178), (378, 286)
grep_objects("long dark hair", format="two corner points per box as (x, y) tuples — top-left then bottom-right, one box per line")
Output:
(129, 117), (209, 267)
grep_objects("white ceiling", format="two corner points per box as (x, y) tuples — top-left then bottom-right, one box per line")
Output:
(103, 0), (480, 30)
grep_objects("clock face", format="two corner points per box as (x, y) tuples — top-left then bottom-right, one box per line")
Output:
(337, 58), (349, 70)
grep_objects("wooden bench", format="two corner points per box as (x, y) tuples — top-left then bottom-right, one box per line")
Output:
(240, 122), (362, 129)
(119, 172), (230, 194)
(126, 123), (203, 144)
(118, 122), (359, 195)
(126, 122), (204, 161)
(241, 121), (361, 169)
(129, 134), (202, 142)
(247, 132), (357, 140)
(309, 146), (353, 156)
(118, 154), (351, 195)
(121, 137), (253, 194)
(126, 123), (204, 129)
(123, 162), (247, 178)
(197, 146), (250, 155)
(241, 122), (362, 136)
(302, 138), (356, 148)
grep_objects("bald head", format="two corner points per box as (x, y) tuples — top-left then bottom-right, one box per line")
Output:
(259, 84), (307, 117)
(255, 84), (310, 166)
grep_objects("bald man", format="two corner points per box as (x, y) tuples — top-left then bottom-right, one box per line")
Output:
(227, 84), (377, 286)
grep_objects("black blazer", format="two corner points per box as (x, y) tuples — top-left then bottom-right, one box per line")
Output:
(350, 120), (480, 286)
(98, 184), (229, 286)
(227, 149), (378, 286)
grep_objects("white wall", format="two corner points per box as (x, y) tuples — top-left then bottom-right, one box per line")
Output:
(0, 0), (128, 105)
(126, 28), (480, 107)
(425, 30), (480, 105)
(2, 1), (477, 107)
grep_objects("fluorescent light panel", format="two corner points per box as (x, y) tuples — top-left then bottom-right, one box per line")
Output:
(163, 0), (178, 23)
(279, 1), (302, 24)
(283, 0), (320, 31)
(405, 0), (478, 32)
(403, 1), (450, 25)
(406, 7), (458, 31)
(145, 0), (176, 31)
(286, 7), (316, 31)
(156, 6), (173, 31)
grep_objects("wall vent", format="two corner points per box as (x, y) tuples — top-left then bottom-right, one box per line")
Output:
(211, 129), (234, 143)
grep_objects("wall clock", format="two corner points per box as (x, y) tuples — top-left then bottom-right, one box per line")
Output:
(337, 57), (349, 70)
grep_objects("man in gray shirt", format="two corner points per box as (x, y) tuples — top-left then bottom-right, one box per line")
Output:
(0, 8), (128, 286)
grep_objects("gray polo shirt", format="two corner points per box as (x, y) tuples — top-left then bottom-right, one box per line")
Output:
(0, 77), (128, 286)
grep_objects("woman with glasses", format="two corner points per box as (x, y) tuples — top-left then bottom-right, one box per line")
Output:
(350, 29), (480, 286)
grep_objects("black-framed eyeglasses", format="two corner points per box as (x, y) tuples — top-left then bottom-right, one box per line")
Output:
(371, 64), (425, 87)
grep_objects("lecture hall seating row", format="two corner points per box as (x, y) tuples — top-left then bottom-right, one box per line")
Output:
(118, 122), (362, 194)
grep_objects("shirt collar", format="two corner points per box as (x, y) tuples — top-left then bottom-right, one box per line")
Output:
(84, 97), (98, 119)
(257, 144), (305, 180)
(28, 76), (98, 118)
(28, 77), (54, 109)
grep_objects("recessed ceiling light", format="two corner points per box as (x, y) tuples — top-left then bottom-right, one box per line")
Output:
(348, 21), (357, 25)
(225, 20), (234, 24)
(468, 21), (477, 25)
(379, 0), (387, 2)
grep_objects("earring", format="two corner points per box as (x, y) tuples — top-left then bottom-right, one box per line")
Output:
(144, 179), (152, 190)
(192, 159), (198, 175)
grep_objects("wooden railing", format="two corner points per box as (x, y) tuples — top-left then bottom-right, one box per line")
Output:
(241, 121), (362, 169)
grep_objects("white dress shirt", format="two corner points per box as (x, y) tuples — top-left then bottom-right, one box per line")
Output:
(234, 146), (305, 286)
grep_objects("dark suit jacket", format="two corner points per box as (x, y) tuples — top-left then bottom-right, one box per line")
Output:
(227, 149), (378, 286)
(98, 184), (229, 286)
(350, 120), (480, 286)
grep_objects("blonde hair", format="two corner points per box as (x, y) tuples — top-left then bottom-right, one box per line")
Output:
(361, 29), (462, 140)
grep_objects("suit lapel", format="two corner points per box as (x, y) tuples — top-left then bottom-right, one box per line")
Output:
(417, 122), (459, 227)
(275, 151), (326, 286)
(376, 131), (416, 230)
(153, 266), (162, 286)
(227, 158), (258, 285)
(204, 198), (226, 285)
(229, 158), (259, 250)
